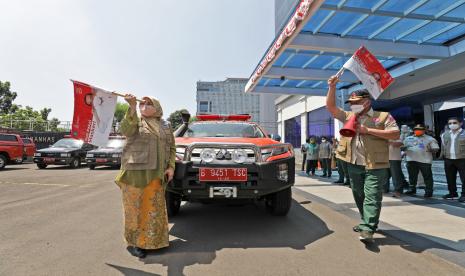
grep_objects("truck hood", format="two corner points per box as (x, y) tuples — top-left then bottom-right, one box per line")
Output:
(175, 137), (280, 147)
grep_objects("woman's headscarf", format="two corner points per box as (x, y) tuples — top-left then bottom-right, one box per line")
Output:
(140, 96), (163, 136)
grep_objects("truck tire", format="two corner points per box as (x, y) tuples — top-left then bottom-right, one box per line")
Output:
(70, 158), (80, 169)
(0, 154), (7, 170)
(266, 187), (292, 216)
(166, 191), (181, 217)
(37, 163), (47, 169)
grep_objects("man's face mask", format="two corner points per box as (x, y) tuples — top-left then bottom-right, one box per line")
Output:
(448, 121), (460, 130)
(321, 139), (326, 143)
(414, 130), (425, 136)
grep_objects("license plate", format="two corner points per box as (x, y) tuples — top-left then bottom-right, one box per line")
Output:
(199, 168), (247, 182)
(96, 158), (107, 163)
(44, 157), (54, 163)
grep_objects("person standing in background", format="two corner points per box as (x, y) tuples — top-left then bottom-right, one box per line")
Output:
(441, 117), (465, 202)
(319, 136), (332, 178)
(385, 138), (404, 198)
(404, 124), (439, 198)
(300, 138), (309, 172)
(306, 137), (319, 176)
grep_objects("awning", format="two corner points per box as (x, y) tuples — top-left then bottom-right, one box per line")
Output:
(245, 0), (465, 97)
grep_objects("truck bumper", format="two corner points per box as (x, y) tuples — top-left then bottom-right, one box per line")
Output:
(168, 157), (295, 200)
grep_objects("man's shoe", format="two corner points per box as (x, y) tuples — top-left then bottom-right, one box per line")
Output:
(458, 196), (465, 203)
(405, 189), (416, 195)
(343, 182), (350, 186)
(333, 180), (344, 184)
(320, 174), (327, 177)
(392, 191), (401, 198)
(443, 193), (459, 200)
(359, 231), (374, 243)
(127, 246), (147, 258)
(353, 225), (361, 232)
(424, 192), (433, 198)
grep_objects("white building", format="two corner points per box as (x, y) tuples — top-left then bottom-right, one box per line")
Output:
(196, 78), (278, 134)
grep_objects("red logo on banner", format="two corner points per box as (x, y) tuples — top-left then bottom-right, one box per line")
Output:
(71, 81), (94, 142)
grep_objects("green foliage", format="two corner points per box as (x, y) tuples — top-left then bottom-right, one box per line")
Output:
(0, 81), (18, 114)
(114, 102), (129, 122)
(168, 109), (190, 130)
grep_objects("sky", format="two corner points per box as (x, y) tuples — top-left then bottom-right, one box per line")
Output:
(0, 0), (275, 121)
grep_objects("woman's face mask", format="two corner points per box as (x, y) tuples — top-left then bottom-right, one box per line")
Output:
(321, 139), (326, 143)
(139, 102), (156, 117)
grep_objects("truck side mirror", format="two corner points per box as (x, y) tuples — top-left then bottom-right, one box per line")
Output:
(270, 134), (281, 142)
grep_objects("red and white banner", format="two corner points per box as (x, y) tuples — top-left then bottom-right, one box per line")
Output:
(71, 80), (117, 146)
(343, 46), (394, 100)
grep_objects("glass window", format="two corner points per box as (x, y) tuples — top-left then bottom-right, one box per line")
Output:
(307, 107), (334, 140)
(199, 101), (209, 113)
(284, 116), (301, 148)
(0, 134), (18, 142)
(184, 123), (265, 138)
(52, 138), (83, 148)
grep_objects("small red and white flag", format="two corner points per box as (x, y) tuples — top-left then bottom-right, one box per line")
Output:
(71, 80), (117, 146)
(342, 46), (394, 100)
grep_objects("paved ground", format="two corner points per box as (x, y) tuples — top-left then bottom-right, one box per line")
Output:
(1, 163), (465, 276)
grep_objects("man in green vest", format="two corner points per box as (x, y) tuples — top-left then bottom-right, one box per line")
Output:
(326, 75), (400, 243)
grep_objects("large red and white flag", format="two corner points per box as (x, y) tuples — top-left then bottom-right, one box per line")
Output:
(71, 80), (117, 146)
(343, 46), (394, 100)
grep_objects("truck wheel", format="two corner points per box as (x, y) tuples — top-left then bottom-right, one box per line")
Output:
(88, 164), (96, 170)
(70, 158), (80, 169)
(37, 163), (47, 169)
(266, 187), (292, 216)
(0, 155), (7, 170)
(166, 191), (181, 217)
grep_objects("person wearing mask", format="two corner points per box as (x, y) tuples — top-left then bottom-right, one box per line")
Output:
(385, 138), (404, 198)
(115, 94), (176, 259)
(399, 125), (411, 188)
(318, 136), (332, 178)
(326, 75), (400, 243)
(403, 124), (439, 198)
(300, 138), (309, 172)
(333, 137), (351, 186)
(306, 137), (319, 176)
(441, 117), (465, 202)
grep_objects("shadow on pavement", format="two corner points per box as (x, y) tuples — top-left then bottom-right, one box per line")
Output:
(106, 263), (161, 276)
(143, 199), (333, 276)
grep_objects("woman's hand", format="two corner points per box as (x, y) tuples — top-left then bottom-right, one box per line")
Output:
(164, 167), (174, 183)
(124, 94), (137, 110)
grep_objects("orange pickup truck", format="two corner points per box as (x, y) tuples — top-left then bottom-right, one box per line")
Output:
(0, 133), (25, 169)
(167, 114), (295, 217)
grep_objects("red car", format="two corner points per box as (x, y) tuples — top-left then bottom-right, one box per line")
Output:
(20, 138), (36, 162)
(167, 114), (295, 216)
(0, 133), (25, 169)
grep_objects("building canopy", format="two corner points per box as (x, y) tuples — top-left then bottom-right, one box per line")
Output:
(245, 0), (465, 97)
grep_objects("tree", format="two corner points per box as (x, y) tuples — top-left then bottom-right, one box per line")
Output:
(40, 108), (52, 121)
(114, 102), (129, 122)
(168, 109), (190, 130)
(0, 81), (18, 114)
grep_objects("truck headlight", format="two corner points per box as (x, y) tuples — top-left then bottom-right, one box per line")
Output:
(34, 153), (41, 157)
(176, 147), (186, 161)
(86, 153), (94, 158)
(232, 149), (247, 163)
(200, 149), (215, 163)
(60, 153), (70, 157)
(261, 146), (289, 162)
(277, 163), (288, 181)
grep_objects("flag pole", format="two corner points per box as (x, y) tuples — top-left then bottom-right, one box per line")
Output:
(70, 79), (143, 102)
(336, 67), (345, 78)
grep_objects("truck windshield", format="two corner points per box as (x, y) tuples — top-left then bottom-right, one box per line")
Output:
(183, 123), (265, 138)
(52, 138), (83, 148)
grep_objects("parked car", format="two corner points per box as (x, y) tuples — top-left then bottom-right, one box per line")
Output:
(167, 114), (295, 216)
(21, 138), (36, 162)
(33, 138), (97, 169)
(86, 137), (126, 169)
(0, 133), (25, 170)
